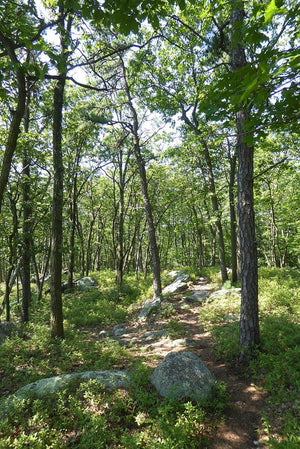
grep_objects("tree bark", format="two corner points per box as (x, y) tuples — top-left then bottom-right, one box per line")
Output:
(229, 151), (238, 283)
(0, 32), (26, 211)
(50, 75), (65, 339)
(230, 2), (259, 358)
(21, 85), (32, 323)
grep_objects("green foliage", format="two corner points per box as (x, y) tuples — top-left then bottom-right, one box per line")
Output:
(202, 267), (300, 447)
(166, 318), (186, 339)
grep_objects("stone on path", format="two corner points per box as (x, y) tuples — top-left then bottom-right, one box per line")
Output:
(138, 297), (162, 319)
(151, 351), (215, 403)
(162, 273), (190, 294)
(184, 291), (208, 304)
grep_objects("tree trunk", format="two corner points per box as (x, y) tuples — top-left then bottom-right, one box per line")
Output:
(21, 87), (32, 323)
(50, 6), (73, 339)
(120, 57), (162, 297)
(0, 32), (26, 211)
(50, 75), (65, 339)
(230, 2), (259, 358)
(229, 152), (238, 283)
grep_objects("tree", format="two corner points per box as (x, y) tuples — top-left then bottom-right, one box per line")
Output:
(119, 55), (162, 297)
(50, 1), (73, 339)
(230, 2), (259, 357)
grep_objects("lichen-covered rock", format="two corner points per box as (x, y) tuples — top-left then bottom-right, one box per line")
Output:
(1, 370), (132, 417)
(151, 351), (215, 402)
(162, 273), (190, 294)
(138, 297), (162, 319)
(184, 291), (208, 304)
(75, 277), (98, 291)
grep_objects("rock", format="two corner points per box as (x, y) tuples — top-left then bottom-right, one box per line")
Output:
(163, 270), (185, 280)
(1, 370), (132, 417)
(208, 288), (241, 301)
(114, 328), (127, 337)
(138, 297), (162, 319)
(141, 329), (168, 342)
(180, 302), (191, 310)
(162, 273), (190, 294)
(75, 277), (98, 291)
(184, 291), (208, 304)
(151, 351), (215, 402)
(0, 322), (21, 345)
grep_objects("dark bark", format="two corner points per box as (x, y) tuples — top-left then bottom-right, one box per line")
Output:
(50, 5), (73, 339)
(229, 151), (238, 283)
(0, 32), (26, 211)
(50, 75), (65, 339)
(21, 87), (32, 323)
(230, 2), (259, 358)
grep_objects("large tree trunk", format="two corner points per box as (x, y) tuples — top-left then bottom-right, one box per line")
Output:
(0, 32), (26, 211)
(230, 2), (259, 359)
(50, 5), (73, 339)
(50, 75), (65, 339)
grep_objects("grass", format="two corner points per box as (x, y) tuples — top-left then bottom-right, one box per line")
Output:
(0, 266), (299, 448)
(199, 266), (300, 448)
(0, 269), (227, 449)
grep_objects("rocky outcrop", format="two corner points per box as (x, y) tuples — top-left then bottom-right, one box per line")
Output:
(1, 370), (132, 417)
(162, 273), (190, 294)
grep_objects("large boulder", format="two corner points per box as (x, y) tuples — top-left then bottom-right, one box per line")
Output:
(151, 351), (215, 402)
(75, 277), (98, 291)
(1, 370), (131, 417)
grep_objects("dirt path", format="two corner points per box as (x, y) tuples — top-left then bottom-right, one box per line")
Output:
(87, 277), (268, 448)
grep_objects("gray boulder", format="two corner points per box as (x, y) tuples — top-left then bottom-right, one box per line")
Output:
(162, 273), (190, 294)
(184, 291), (208, 304)
(1, 370), (131, 417)
(75, 277), (98, 291)
(208, 288), (241, 301)
(151, 351), (215, 402)
(163, 270), (185, 280)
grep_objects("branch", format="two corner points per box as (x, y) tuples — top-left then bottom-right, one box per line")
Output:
(253, 157), (288, 180)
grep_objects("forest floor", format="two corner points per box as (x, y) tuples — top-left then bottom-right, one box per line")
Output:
(83, 277), (268, 449)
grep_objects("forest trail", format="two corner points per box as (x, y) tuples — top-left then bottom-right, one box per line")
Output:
(83, 278), (268, 449)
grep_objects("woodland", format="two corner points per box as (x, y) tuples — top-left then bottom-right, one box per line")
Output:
(0, 0), (299, 448)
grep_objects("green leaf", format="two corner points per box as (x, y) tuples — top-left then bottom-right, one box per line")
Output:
(264, 0), (285, 22)
(264, 0), (278, 22)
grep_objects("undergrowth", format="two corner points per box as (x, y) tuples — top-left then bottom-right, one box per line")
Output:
(1, 267), (299, 448)
(0, 269), (226, 449)
(200, 266), (300, 448)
